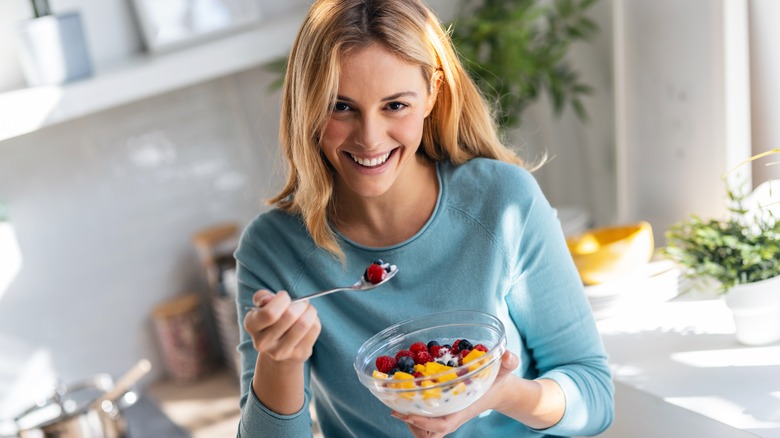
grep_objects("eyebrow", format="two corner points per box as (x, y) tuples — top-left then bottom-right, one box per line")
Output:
(336, 91), (419, 103)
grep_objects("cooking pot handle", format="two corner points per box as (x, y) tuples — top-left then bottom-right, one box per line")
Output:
(91, 359), (152, 409)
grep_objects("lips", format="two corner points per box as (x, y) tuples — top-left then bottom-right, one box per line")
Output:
(350, 150), (392, 168)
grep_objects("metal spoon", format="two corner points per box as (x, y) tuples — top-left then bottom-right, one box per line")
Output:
(244, 264), (398, 311)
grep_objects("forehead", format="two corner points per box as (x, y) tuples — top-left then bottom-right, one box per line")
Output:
(337, 43), (427, 97)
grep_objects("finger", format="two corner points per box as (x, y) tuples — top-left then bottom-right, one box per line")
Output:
(393, 412), (449, 436)
(253, 299), (310, 351)
(498, 350), (519, 375)
(245, 291), (292, 331)
(273, 303), (320, 357)
(251, 289), (275, 308)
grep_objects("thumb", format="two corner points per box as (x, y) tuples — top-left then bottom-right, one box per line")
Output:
(499, 350), (519, 374)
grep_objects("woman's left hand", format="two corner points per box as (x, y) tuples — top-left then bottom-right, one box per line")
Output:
(391, 350), (519, 437)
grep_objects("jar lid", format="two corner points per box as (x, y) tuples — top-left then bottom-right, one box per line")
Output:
(152, 293), (200, 318)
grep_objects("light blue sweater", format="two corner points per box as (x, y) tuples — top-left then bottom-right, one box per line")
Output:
(234, 158), (614, 437)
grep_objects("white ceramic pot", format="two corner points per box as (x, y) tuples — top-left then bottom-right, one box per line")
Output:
(724, 274), (780, 345)
(15, 11), (92, 86)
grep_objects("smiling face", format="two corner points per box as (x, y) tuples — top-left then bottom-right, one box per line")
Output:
(320, 43), (438, 202)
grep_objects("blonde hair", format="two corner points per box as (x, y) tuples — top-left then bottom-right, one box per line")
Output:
(270, 0), (525, 258)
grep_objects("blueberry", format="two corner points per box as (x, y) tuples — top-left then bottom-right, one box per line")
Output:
(447, 360), (457, 367)
(457, 339), (473, 352)
(427, 340), (439, 350)
(372, 259), (384, 266)
(388, 367), (399, 375)
(397, 356), (415, 373)
(442, 344), (451, 349)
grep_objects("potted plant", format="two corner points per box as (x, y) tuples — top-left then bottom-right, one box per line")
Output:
(663, 149), (780, 345)
(450, 0), (599, 130)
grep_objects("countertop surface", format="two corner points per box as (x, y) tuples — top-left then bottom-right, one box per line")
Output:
(595, 289), (780, 437)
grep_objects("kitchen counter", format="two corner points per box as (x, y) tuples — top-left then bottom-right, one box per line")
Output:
(594, 291), (780, 437)
(146, 369), (242, 438)
(146, 368), (324, 437)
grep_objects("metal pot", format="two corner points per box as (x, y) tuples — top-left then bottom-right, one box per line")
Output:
(13, 360), (151, 438)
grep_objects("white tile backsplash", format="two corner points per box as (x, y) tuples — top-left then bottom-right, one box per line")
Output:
(0, 66), (283, 391)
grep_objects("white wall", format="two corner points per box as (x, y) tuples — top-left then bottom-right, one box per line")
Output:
(748, 0), (780, 185)
(513, 0), (616, 228)
(0, 66), (286, 413)
(614, 0), (752, 245)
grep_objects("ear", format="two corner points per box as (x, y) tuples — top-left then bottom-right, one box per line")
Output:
(424, 70), (443, 118)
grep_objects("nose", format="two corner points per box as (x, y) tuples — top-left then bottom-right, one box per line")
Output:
(354, 113), (382, 150)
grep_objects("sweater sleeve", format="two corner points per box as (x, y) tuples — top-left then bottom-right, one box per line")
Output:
(506, 173), (614, 436)
(234, 226), (315, 438)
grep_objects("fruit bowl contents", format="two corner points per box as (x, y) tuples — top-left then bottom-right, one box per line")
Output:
(354, 310), (507, 417)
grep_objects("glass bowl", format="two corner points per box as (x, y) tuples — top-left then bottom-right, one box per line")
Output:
(354, 310), (507, 417)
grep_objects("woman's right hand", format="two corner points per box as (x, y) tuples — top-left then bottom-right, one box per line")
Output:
(244, 290), (321, 415)
(243, 290), (321, 364)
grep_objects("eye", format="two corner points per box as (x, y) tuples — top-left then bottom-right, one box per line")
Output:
(333, 101), (352, 112)
(386, 102), (408, 111)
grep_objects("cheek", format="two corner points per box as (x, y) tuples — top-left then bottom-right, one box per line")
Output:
(321, 120), (350, 153)
(391, 114), (426, 145)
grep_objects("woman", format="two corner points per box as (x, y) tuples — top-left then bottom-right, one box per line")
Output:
(236, 0), (614, 436)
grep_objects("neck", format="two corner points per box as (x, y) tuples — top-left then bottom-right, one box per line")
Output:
(331, 156), (438, 247)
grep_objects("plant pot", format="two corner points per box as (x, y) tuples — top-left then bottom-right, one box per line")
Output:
(724, 274), (780, 345)
(15, 11), (92, 86)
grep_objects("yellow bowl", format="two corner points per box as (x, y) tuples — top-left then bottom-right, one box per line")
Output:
(566, 221), (655, 285)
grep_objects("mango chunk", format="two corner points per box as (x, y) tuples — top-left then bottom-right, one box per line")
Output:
(462, 349), (486, 364)
(390, 371), (416, 389)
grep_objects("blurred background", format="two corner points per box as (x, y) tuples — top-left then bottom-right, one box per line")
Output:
(1, 0), (779, 436)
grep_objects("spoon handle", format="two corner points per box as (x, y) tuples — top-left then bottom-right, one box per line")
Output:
(291, 285), (358, 302)
(243, 285), (357, 311)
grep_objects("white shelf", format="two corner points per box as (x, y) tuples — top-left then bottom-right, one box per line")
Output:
(0, 8), (305, 143)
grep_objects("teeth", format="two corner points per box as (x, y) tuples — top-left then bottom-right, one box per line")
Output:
(351, 151), (391, 167)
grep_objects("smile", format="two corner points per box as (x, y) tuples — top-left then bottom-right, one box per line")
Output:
(350, 150), (392, 168)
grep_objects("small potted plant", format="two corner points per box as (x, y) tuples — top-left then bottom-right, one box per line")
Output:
(663, 149), (780, 345)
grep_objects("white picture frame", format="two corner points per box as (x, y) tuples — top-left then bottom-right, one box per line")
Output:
(131, 0), (262, 53)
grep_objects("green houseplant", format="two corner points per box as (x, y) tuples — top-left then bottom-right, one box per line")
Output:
(265, 0), (599, 131)
(663, 149), (780, 345)
(450, 0), (599, 130)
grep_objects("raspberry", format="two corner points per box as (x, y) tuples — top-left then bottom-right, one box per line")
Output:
(457, 349), (471, 366)
(413, 371), (424, 378)
(375, 355), (397, 373)
(409, 342), (428, 354)
(395, 349), (414, 361)
(474, 344), (488, 352)
(364, 263), (387, 284)
(429, 345), (443, 358)
(451, 339), (461, 354)
(414, 351), (433, 365)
